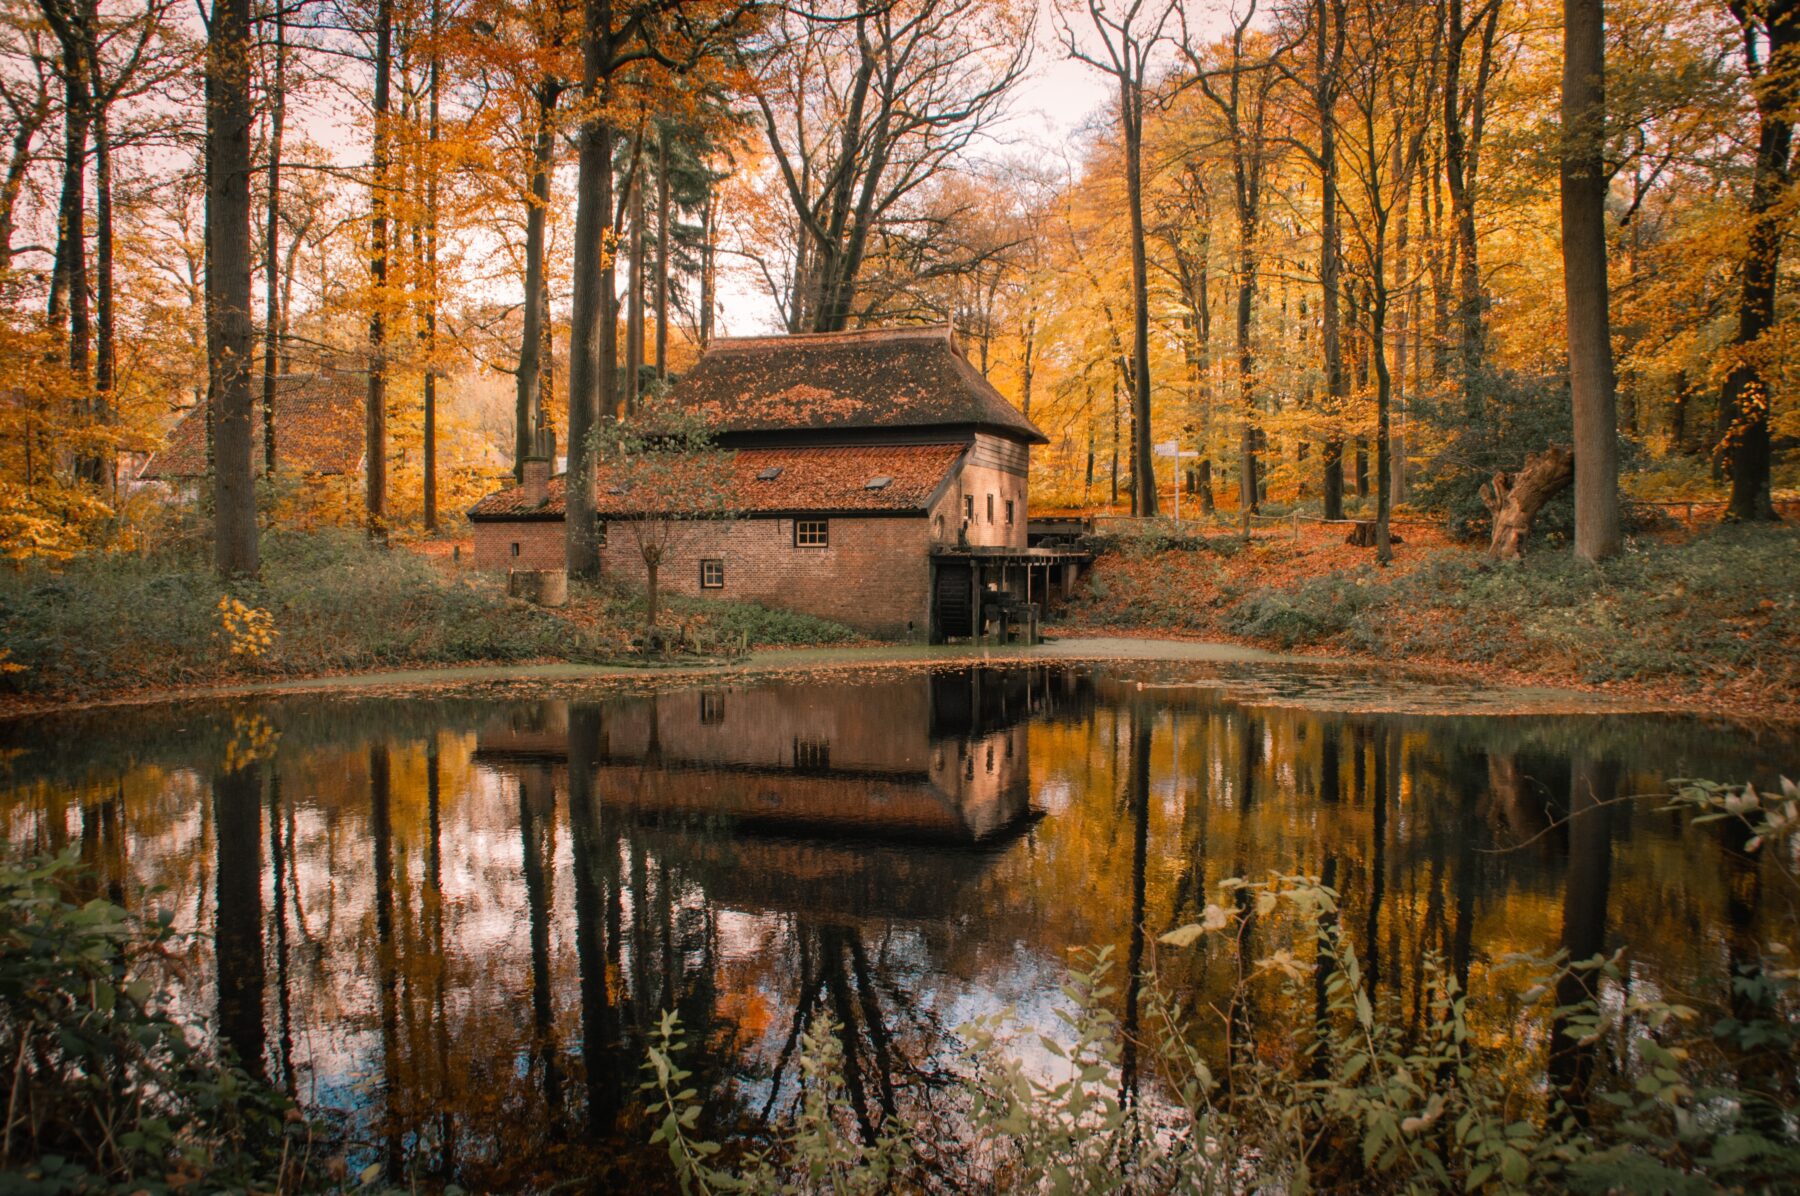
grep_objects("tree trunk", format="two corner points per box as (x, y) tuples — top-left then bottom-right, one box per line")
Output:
(699, 184), (715, 347)
(421, 0), (441, 532)
(1122, 73), (1157, 517)
(207, 0), (258, 576)
(1480, 444), (1573, 560)
(655, 126), (669, 380)
(54, 56), (91, 465)
(643, 555), (659, 643)
(516, 83), (558, 478)
(625, 167), (643, 411)
(1562, 0), (1621, 560)
(565, 0), (614, 579)
(92, 102), (114, 492)
(261, 4), (285, 475)
(1718, 0), (1796, 522)
(365, 0), (393, 540)
(1236, 241), (1258, 515)
(0, 70), (48, 274)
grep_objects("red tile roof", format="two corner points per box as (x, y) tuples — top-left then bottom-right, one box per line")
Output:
(671, 325), (1047, 445)
(139, 373), (365, 480)
(468, 443), (966, 521)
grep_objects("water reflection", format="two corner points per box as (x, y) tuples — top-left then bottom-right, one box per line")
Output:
(0, 665), (1794, 1189)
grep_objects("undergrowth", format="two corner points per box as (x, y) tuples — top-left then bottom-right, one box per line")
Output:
(1070, 523), (1800, 690)
(0, 532), (863, 697)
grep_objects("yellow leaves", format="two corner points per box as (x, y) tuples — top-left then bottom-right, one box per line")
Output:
(0, 648), (24, 677)
(222, 713), (280, 772)
(216, 595), (279, 660)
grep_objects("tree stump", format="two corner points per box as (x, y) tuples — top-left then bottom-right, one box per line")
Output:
(1345, 521), (1403, 548)
(507, 568), (568, 607)
(1481, 445), (1574, 561)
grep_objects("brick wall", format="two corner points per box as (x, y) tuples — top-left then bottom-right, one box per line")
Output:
(475, 514), (933, 636)
(472, 518), (564, 572)
(599, 516), (932, 637)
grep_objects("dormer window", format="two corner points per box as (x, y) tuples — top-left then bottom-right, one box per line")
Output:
(864, 475), (892, 490)
(757, 466), (783, 481)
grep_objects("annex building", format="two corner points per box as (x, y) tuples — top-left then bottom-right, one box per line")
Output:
(468, 325), (1083, 640)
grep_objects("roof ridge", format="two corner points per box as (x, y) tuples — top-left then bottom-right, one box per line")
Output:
(706, 324), (952, 352)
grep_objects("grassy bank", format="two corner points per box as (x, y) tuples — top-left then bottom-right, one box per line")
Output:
(1064, 520), (1800, 712)
(0, 531), (862, 700)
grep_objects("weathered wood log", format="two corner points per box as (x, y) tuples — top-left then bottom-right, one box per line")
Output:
(1345, 521), (1403, 548)
(1481, 444), (1574, 561)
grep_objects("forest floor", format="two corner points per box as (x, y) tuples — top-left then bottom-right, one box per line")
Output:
(2, 521), (1794, 724)
(1056, 516), (1800, 723)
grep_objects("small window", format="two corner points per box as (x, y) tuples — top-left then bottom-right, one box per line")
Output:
(757, 466), (783, 481)
(865, 475), (891, 490)
(1005, 499), (1015, 525)
(700, 559), (724, 588)
(700, 692), (725, 724)
(962, 495), (973, 521)
(510, 542), (521, 558)
(793, 738), (830, 771)
(795, 519), (829, 547)
(987, 494), (995, 524)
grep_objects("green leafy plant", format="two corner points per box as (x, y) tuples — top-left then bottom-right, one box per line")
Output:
(0, 852), (326, 1192)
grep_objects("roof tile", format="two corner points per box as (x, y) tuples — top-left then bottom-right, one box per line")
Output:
(672, 325), (1047, 445)
(468, 443), (966, 521)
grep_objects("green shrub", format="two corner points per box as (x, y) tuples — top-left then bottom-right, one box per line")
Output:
(1223, 569), (1382, 647)
(0, 852), (334, 1192)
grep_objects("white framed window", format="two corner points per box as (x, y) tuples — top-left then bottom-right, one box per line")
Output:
(1005, 499), (1015, 525)
(700, 559), (725, 588)
(795, 519), (829, 547)
(962, 495), (973, 521)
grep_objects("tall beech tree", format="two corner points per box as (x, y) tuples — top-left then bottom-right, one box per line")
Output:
(1062, 0), (1171, 518)
(205, 0), (257, 576)
(1562, 0), (1621, 560)
(1177, 1), (1288, 517)
(1718, 0), (1797, 522)
(365, 0), (393, 539)
(747, 0), (1029, 333)
(564, 0), (752, 576)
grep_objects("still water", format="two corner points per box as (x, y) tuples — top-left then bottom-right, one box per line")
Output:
(2, 663), (1796, 1188)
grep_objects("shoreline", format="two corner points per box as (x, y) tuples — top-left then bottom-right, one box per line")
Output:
(4, 634), (1787, 726)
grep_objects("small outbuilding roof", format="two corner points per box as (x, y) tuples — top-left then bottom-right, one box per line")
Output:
(671, 325), (1048, 445)
(140, 373), (365, 481)
(468, 443), (967, 521)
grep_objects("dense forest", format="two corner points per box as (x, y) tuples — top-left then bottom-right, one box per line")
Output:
(0, 0), (1791, 572)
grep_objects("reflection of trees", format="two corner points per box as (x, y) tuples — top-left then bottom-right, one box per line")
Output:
(1549, 752), (1616, 1118)
(213, 761), (265, 1081)
(9, 668), (1797, 1186)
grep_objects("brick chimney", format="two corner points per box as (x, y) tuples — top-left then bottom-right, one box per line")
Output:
(522, 456), (550, 505)
(521, 426), (555, 505)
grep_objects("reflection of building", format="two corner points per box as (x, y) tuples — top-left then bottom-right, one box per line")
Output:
(477, 669), (1060, 843)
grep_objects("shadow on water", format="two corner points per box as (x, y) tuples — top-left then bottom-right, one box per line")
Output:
(1, 662), (1796, 1189)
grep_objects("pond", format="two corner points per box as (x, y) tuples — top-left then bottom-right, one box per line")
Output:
(2, 662), (1796, 1189)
